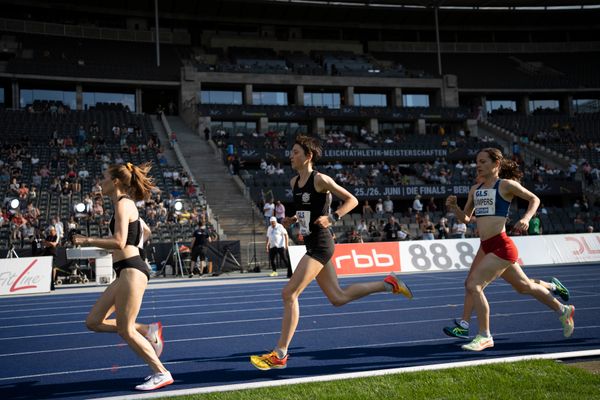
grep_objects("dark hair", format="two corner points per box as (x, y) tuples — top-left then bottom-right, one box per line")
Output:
(107, 162), (159, 201)
(479, 147), (523, 182)
(294, 135), (322, 164)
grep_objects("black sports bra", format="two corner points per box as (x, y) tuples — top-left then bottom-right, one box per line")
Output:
(108, 195), (141, 247)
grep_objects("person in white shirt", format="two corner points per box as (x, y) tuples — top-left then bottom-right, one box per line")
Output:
(412, 195), (423, 213)
(263, 200), (275, 226)
(452, 221), (467, 238)
(266, 216), (290, 277)
(383, 195), (394, 216)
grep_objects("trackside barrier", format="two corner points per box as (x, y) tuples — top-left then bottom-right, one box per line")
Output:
(0, 256), (53, 295)
(288, 233), (600, 275)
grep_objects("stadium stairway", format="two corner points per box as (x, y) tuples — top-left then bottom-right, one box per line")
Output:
(165, 116), (267, 261)
(477, 119), (572, 170)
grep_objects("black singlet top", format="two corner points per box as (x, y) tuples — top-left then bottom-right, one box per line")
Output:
(293, 170), (331, 236)
(108, 195), (141, 246)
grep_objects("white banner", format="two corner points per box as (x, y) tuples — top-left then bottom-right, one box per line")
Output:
(290, 233), (600, 276)
(0, 256), (53, 296)
(398, 233), (600, 273)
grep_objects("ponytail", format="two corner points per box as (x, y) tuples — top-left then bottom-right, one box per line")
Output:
(108, 162), (159, 201)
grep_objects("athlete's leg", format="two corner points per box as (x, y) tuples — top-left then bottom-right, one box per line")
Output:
(502, 263), (561, 311)
(114, 269), (167, 373)
(85, 275), (150, 336)
(316, 261), (386, 307)
(459, 247), (486, 323)
(465, 253), (512, 335)
(276, 255), (324, 353)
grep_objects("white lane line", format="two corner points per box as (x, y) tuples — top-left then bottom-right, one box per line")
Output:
(3, 301), (600, 341)
(1, 307), (599, 357)
(3, 282), (598, 321)
(97, 349), (600, 400)
(2, 291), (599, 331)
(2, 337), (600, 386)
(0, 267), (596, 308)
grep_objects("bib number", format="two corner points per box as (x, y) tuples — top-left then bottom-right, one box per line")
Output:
(296, 210), (311, 236)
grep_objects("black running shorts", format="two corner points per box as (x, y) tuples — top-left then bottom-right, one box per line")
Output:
(303, 228), (335, 265)
(113, 255), (151, 280)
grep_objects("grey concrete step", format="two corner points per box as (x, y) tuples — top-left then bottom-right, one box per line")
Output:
(166, 116), (267, 251)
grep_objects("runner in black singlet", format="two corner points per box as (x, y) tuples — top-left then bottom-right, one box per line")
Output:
(249, 135), (414, 371)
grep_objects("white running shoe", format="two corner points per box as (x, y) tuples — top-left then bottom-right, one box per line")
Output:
(461, 334), (494, 351)
(146, 322), (164, 357)
(135, 371), (174, 391)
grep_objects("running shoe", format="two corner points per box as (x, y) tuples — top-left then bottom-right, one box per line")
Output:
(550, 277), (570, 301)
(461, 335), (494, 352)
(559, 305), (575, 338)
(135, 371), (174, 391)
(443, 319), (469, 339)
(269, 271), (279, 277)
(384, 272), (413, 299)
(146, 322), (164, 358)
(250, 351), (288, 370)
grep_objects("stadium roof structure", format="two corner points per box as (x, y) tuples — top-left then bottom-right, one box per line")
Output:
(262, 0), (600, 9)
(1, 0), (599, 30)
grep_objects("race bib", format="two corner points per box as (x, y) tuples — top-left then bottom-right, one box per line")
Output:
(296, 210), (311, 236)
(474, 188), (496, 216)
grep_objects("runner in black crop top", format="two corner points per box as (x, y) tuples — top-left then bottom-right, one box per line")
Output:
(108, 195), (141, 246)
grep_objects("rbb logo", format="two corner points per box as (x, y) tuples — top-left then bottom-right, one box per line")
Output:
(331, 242), (400, 276)
(335, 249), (393, 269)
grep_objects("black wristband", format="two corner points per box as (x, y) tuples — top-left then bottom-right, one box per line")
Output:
(328, 213), (340, 224)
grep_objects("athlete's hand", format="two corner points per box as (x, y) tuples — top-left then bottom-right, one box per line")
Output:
(316, 215), (332, 228)
(71, 234), (87, 246)
(282, 216), (296, 228)
(513, 218), (529, 233)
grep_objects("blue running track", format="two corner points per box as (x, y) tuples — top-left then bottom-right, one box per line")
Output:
(1, 264), (599, 399)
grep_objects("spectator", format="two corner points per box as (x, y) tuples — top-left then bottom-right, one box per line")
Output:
(412, 195), (423, 213)
(528, 213), (543, 235)
(426, 197), (437, 213)
(375, 198), (384, 218)
(362, 200), (374, 218)
(368, 220), (381, 239)
(10, 212), (25, 244)
(383, 216), (402, 241)
(420, 214), (435, 240)
(52, 216), (64, 243)
(452, 220), (467, 238)
(43, 227), (59, 290)
(383, 195), (394, 216)
(345, 226), (363, 243)
(263, 199), (275, 226)
(436, 217), (450, 239)
(266, 216), (291, 277)
(274, 200), (285, 223)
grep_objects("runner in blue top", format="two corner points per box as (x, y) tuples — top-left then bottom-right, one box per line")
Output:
(442, 148), (574, 351)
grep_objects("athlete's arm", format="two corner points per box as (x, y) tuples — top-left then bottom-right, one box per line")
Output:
(502, 180), (540, 232)
(446, 185), (476, 223)
(282, 176), (300, 228)
(73, 200), (131, 249)
(314, 173), (358, 227)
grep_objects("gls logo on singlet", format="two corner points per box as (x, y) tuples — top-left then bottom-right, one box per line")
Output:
(474, 189), (496, 216)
